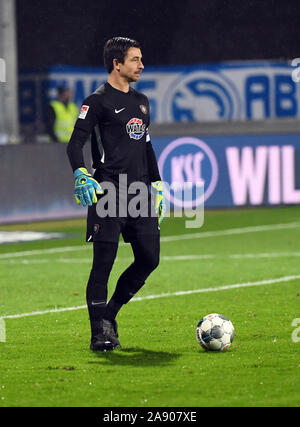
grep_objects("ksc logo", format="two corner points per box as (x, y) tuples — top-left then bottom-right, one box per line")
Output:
(162, 70), (241, 122)
(158, 137), (219, 208)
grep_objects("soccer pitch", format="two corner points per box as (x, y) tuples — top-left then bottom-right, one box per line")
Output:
(0, 206), (299, 407)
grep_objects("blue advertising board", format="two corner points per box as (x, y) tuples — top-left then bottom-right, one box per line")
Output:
(19, 60), (300, 133)
(1, 133), (300, 224)
(151, 134), (300, 209)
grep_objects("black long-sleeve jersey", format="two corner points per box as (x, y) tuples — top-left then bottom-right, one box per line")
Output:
(67, 82), (161, 186)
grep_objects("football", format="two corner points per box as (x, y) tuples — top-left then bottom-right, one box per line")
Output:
(196, 313), (234, 351)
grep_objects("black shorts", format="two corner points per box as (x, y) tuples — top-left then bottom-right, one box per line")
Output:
(86, 194), (160, 243)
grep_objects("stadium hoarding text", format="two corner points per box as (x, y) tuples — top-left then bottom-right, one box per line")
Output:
(152, 134), (300, 209)
(0, 133), (300, 224)
(19, 61), (300, 132)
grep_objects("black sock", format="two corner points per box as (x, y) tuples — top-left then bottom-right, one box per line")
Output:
(86, 241), (118, 321)
(87, 300), (107, 321)
(105, 299), (123, 320)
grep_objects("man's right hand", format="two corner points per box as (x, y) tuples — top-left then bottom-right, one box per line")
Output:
(74, 167), (103, 207)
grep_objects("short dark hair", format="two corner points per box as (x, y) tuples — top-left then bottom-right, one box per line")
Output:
(57, 84), (70, 95)
(103, 37), (141, 73)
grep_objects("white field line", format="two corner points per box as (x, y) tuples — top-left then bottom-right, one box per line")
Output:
(1, 273), (300, 342)
(159, 221), (300, 242)
(1, 274), (300, 321)
(0, 221), (300, 260)
(2, 252), (300, 265)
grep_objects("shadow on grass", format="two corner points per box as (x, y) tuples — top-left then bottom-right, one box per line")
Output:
(88, 347), (181, 367)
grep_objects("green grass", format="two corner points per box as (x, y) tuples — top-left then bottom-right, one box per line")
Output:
(0, 206), (300, 407)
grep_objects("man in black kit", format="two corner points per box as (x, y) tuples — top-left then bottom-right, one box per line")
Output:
(67, 37), (166, 351)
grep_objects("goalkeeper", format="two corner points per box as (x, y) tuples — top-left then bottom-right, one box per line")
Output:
(67, 37), (166, 352)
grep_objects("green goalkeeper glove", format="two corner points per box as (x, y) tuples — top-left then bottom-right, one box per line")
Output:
(151, 181), (166, 225)
(74, 168), (103, 207)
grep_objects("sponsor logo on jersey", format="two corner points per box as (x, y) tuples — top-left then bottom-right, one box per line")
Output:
(79, 105), (89, 119)
(126, 118), (146, 140)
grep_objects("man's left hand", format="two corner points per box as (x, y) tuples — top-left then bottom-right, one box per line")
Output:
(151, 181), (166, 225)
